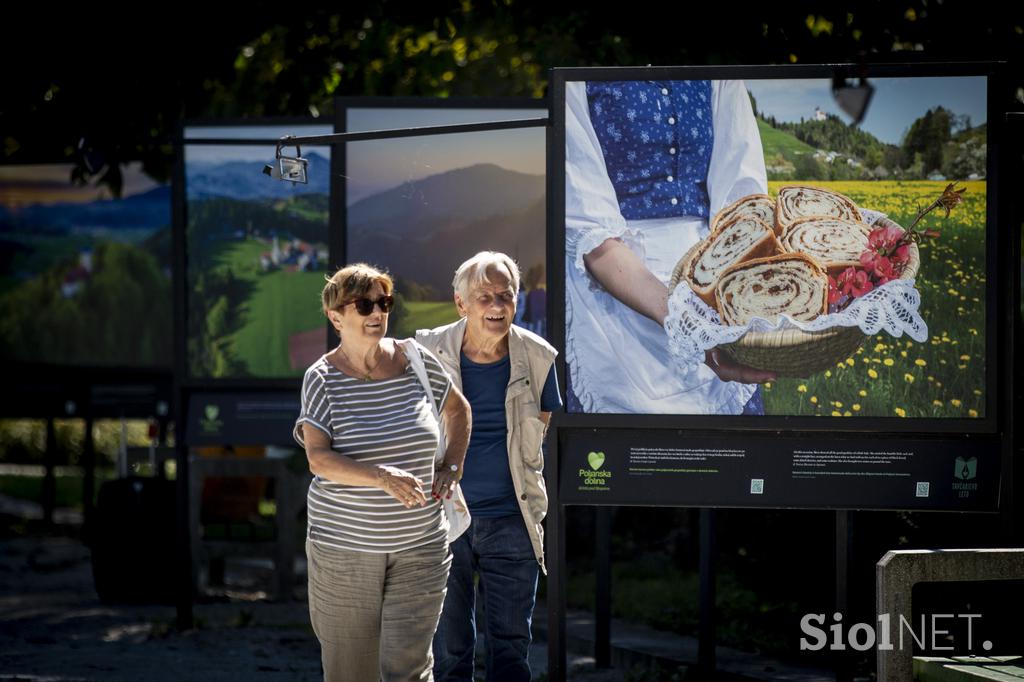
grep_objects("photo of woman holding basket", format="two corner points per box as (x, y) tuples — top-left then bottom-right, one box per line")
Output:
(565, 76), (978, 419)
(565, 79), (775, 415)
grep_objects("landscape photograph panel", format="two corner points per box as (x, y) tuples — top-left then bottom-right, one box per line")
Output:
(0, 163), (172, 367)
(563, 75), (987, 419)
(344, 107), (548, 339)
(184, 126), (331, 378)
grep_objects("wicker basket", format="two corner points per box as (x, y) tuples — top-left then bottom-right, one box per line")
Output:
(668, 217), (921, 377)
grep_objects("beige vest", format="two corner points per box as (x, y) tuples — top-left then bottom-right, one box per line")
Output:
(416, 318), (557, 573)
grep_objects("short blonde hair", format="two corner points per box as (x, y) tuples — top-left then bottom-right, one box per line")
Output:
(322, 263), (393, 315)
(452, 252), (521, 300)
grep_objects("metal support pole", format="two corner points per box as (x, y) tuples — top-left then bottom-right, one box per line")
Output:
(546, 425), (567, 682)
(698, 508), (717, 677)
(835, 510), (853, 682)
(81, 415), (96, 533)
(595, 506), (612, 667)
(41, 417), (57, 526)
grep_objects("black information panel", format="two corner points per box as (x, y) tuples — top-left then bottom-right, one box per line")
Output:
(560, 429), (1000, 511)
(186, 392), (301, 447)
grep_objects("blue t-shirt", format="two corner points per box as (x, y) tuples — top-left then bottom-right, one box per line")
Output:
(459, 352), (561, 518)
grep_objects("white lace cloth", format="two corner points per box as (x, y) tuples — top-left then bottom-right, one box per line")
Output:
(664, 209), (929, 380)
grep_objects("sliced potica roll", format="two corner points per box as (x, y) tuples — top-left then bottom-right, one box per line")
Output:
(775, 185), (862, 235)
(683, 216), (780, 308)
(715, 253), (829, 327)
(711, 194), (776, 234)
(779, 217), (872, 276)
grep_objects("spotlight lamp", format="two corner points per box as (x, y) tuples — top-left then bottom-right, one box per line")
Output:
(263, 137), (309, 184)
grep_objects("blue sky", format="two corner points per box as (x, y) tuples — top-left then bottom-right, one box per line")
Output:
(745, 76), (987, 145)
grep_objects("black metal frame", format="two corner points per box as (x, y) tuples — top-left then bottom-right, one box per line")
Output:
(173, 100), (549, 626)
(550, 62), (1007, 437)
(173, 116), (333, 626)
(175, 116), (335, 390)
(544, 61), (1016, 682)
(1, 157), (177, 541)
(332, 95), (548, 282)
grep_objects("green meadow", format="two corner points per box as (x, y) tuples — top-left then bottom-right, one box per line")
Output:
(761, 180), (987, 420)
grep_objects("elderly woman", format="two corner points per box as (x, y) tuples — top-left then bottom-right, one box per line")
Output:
(294, 263), (472, 682)
(417, 252), (560, 682)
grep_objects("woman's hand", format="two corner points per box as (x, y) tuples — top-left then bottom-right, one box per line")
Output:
(431, 465), (460, 501)
(705, 348), (776, 384)
(376, 465), (428, 508)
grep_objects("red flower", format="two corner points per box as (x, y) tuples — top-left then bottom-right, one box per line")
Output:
(836, 184), (959, 311)
(866, 225), (912, 267)
(893, 243), (910, 264)
(874, 258), (899, 285)
(859, 252), (900, 285)
(828, 275), (844, 306)
(868, 225), (904, 253)
(836, 266), (874, 299)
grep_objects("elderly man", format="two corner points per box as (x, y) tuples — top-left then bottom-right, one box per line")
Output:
(417, 251), (560, 682)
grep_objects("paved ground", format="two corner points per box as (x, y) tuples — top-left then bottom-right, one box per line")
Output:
(0, 534), (323, 681)
(0, 523), (618, 681)
(0, 494), (839, 681)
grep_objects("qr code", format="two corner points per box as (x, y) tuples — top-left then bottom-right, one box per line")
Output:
(915, 482), (930, 498)
(750, 479), (764, 495)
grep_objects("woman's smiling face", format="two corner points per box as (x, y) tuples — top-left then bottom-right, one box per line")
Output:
(328, 281), (389, 341)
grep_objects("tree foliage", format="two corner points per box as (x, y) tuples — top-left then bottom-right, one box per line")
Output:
(0, 241), (172, 366)
(3, 3), (1021, 194)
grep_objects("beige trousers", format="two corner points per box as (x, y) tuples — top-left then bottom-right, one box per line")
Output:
(306, 538), (451, 682)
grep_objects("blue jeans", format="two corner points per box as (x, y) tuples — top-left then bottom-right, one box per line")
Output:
(433, 514), (539, 682)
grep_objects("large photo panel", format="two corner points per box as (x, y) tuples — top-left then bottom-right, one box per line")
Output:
(563, 74), (989, 421)
(183, 125), (331, 379)
(340, 103), (548, 340)
(0, 163), (172, 368)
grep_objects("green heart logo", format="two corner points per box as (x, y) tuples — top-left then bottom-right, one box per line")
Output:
(205, 405), (219, 421)
(587, 451), (605, 470)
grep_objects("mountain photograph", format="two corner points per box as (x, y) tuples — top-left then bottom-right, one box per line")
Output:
(183, 145), (331, 379)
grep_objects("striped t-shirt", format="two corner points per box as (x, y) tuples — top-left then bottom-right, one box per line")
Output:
(293, 347), (452, 553)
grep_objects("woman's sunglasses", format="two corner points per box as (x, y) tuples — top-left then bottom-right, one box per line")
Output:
(343, 295), (395, 316)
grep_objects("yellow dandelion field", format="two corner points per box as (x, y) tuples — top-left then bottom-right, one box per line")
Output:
(763, 181), (987, 419)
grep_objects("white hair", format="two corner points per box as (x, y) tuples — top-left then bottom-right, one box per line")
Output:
(452, 251), (521, 300)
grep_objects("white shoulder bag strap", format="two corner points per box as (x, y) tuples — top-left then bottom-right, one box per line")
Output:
(400, 339), (471, 542)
